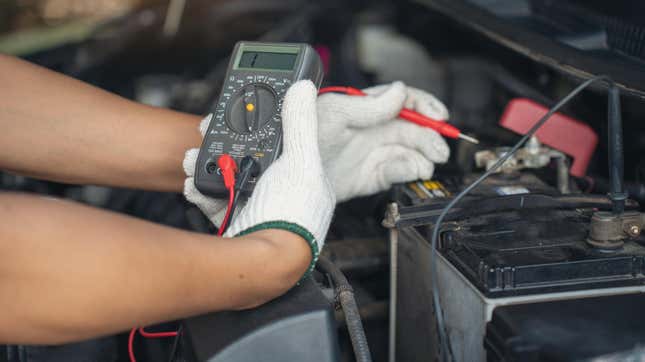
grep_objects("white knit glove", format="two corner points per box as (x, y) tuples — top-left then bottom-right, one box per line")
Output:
(184, 81), (334, 272)
(183, 114), (235, 227)
(317, 81), (450, 202)
(225, 81), (335, 273)
(225, 80), (334, 241)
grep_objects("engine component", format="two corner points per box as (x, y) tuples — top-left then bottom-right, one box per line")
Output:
(585, 84), (641, 249)
(499, 98), (598, 178)
(321, 238), (388, 276)
(317, 256), (373, 362)
(475, 137), (559, 172)
(587, 210), (645, 249)
(387, 77), (645, 362)
(390, 175), (645, 361)
(485, 294), (645, 361)
(180, 278), (339, 362)
(474, 137), (571, 193)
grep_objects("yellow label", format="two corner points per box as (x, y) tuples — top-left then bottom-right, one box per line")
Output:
(408, 182), (429, 199)
(408, 180), (451, 198)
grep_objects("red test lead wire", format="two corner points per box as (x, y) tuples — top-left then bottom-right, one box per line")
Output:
(216, 154), (237, 236)
(138, 327), (179, 338)
(318, 86), (365, 96)
(217, 154), (237, 190)
(318, 86), (479, 144)
(128, 327), (179, 362)
(219, 186), (235, 236)
(128, 328), (137, 362)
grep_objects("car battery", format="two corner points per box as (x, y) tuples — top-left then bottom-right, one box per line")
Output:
(485, 293), (645, 361)
(390, 172), (645, 362)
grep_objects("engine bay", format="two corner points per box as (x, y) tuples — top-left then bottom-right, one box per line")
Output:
(3, 1), (645, 361)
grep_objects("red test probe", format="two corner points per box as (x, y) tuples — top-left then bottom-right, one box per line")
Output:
(318, 86), (479, 144)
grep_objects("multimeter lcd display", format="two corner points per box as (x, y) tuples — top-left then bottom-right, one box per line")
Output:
(237, 51), (297, 71)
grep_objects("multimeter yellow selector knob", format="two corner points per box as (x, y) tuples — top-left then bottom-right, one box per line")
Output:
(226, 83), (277, 134)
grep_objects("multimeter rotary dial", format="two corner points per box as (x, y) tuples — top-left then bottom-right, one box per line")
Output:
(226, 83), (277, 134)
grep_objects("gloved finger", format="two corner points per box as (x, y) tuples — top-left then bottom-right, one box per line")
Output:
(199, 113), (213, 137)
(360, 120), (450, 164)
(330, 145), (434, 201)
(317, 81), (406, 128)
(376, 146), (435, 185)
(365, 83), (448, 121)
(404, 87), (450, 120)
(361, 84), (390, 96)
(183, 148), (199, 177)
(281, 80), (320, 160)
(183, 114), (212, 178)
(183, 176), (227, 224)
(210, 199), (247, 226)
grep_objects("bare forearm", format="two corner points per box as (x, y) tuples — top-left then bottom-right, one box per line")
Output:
(0, 54), (200, 191)
(0, 193), (310, 344)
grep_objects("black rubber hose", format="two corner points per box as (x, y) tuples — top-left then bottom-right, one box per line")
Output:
(321, 238), (388, 275)
(586, 178), (645, 204)
(316, 256), (373, 362)
(608, 85), (627, 214)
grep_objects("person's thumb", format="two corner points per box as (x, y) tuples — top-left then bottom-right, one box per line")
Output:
(280, 80), (321, 162)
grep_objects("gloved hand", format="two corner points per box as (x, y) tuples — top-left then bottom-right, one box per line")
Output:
(317, 81), (450, 202)
(184, 81), (450, 226)
(187, 81), (335, 271)
(183, 114), (234, 227)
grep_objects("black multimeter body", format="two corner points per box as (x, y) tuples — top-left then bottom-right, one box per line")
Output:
(195, 41), (323, 198)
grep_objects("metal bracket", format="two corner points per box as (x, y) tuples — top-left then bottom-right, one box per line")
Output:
(587, 211), (643, 249)
(382, 203), (400, 229)
(382, 202), (400, 362)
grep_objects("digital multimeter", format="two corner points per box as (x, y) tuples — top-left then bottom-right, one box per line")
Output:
(195, 41), (323, 198)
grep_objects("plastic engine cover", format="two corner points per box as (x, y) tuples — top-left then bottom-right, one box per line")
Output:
(181, 278), (339, 362)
